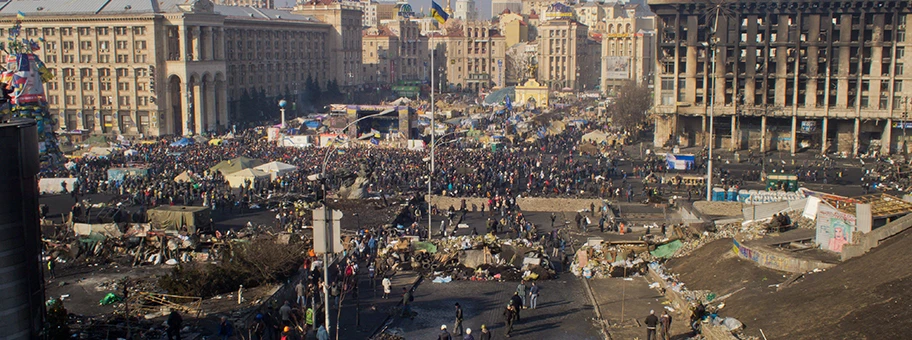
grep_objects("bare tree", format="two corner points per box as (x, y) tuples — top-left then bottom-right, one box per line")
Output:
(505, 43), (531, 85)
(609, 81), (652, 132)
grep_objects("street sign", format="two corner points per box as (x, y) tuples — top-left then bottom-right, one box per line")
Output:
(312, 207), (343, 254)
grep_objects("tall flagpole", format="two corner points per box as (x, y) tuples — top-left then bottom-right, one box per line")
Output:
(429, 49), (435, 239)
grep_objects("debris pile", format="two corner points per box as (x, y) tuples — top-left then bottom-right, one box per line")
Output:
(375, 234), (557, 282)
(569, 242), (651, 279)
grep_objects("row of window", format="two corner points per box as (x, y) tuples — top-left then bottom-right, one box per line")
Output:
(48, 95), (151, 107)
(56, 68), (149, 78)
(13, 26), (146, 38)
(56, 81), (150, 92)
(48, 40), (147, 51)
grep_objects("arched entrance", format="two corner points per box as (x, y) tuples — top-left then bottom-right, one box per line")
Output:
(168, 75), (183, 135)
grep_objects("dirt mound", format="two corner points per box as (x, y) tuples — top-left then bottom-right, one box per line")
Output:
(666, 238), (786, 295)
(668, 232), (912, 339)
(722, 228), (912, 339)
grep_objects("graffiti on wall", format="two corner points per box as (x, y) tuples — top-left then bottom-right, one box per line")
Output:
(816, 206), (855, 253)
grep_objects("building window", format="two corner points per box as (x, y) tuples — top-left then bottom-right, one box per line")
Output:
(80, 41), (92, 50)
(99, 55), (110, 63)
(118, 82), (130, 91)
(116, 69), (129, 77)
(61, 28), (73, 36)
(134, 55), (147, 63)
(77, 27), (91, 36)
(116, 41), (129, 49)
(118, 96), (130, 106)
(79, 55), (92, 63)
(133, 26), (146, 35)
(65, 95), (76, 105)
(134, 41), (146, 50)
(114, 27), (128, 35)
(83, 96), (95, 105)
(82, 82), (94, 91)
(64, 82), (76, 91)
(48, 95), (58, 105)
(100, 82), (112, 91)
(116, 55), (129, 63)
(896, 80), (904, 92)
(63, 68), (75, 77)
(99, 41), (110, 50)
(100, 96), (111, 105)
(99, 68), (111, 77)
(46, 82), (58, 91)
(138, 96), (148, 106)
(62, 41), (74, 50)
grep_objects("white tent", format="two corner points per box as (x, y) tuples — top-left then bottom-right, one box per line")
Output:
(391, 97), (412, 105)
(225, 168), (270, 188)
(254, 161), (298, 179)
(581, 131), (610, 143)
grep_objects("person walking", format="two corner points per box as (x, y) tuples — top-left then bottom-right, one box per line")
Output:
(510, 292), (523, 321)
(503, 304), (516, 338)
(529, 282), (540, 309)
(454, 303), (464, 336)
(166, 310), (182, 340)
(477, 325), (492, 340)
(382, 276), (392, 299)
(660, 310), (673, 340)
(516, 280), (527, 308)
(438, 325), (452, 340)
(645, 310), (659, 340)
(402, 287), (414, 318)
(279, 300), (293, 327)
(295, 281), (305, 306)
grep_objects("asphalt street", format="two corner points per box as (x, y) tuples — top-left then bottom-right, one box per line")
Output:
(388, 279), (602, 340)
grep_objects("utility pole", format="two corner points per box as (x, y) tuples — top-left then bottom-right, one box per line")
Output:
(429, 50), (435, 239)
(706, 11), (720, 201)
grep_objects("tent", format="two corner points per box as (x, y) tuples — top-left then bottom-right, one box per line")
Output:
(170, 137), (194, 147)
(174, 171), (195, 183)
(124, 149), (139, 156)
(254, 161), (298, 179)
(192, 135), (209, 144)
(39, 178), (79, 194)
(390, 97), (412, 105)
(147, 206), (211, 233)
(85, 147), (114, 157)
(582, 131), (610, 143)
(208, 138), (223, 146)
(225, 168), (271, 188)
(107, 167), (149, 182)
(209, 156), (265, 175)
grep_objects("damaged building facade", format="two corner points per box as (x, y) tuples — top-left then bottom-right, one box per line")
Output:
(649, 0), (912, 156)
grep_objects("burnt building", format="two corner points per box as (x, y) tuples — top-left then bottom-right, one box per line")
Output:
(649, 0), (912, 156)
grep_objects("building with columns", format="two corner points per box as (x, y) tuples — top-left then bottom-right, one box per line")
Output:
(0, 0), (339, 136)
(293, 2), (364, 88)
(649, 0), (912, 156)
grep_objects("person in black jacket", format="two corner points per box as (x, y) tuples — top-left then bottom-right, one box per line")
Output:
(438, 324), (452, 340)
(503, 305), (516, 338)
(166, 311), (182, 340)
(509, 292), (523, 321)
(644, 310), (658, 340)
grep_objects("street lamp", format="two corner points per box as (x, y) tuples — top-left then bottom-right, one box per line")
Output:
(314, 109), (390, 336)
(278, 99), (288, 128)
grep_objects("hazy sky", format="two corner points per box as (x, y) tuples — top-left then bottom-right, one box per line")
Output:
(275, 0), (496, 21)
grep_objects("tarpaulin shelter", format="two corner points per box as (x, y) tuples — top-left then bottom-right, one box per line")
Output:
(39, 178), (79, 194)
(124, 149), (139, 156)
(173, 171), (195, 183)
(192, 135), (209, 143)
(208, 138), (223, 146)
(225, 168), (270, 188)
(209, 156), (265, 175)
(254, 161), (298, 180)
(107, 167), (149, 182)
(147, 206), (211, 233)
(85, 147), (114, 157)
(581, 131), (610, 143)
(170, 137), (194, 147)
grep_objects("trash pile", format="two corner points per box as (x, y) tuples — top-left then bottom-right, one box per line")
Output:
(570, 242), (651, 279)
(375, 234), (557, 282)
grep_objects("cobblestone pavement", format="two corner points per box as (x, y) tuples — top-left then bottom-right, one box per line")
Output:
(386, 279), (602, 339)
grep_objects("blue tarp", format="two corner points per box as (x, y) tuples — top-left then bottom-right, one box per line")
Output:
(304, 121), (321, 129)
(170, 137), (194, 147)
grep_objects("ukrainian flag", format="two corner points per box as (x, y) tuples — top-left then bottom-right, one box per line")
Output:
(431, 1), (449, 25)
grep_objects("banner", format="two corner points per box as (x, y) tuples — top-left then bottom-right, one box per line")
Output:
(604, 56), (631, 80)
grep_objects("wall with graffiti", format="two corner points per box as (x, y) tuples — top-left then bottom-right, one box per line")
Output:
(816, 204), (856, 253)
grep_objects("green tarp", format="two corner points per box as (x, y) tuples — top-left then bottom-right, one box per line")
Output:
(413, 241), (438, 254)
(650, 240), (684, 259)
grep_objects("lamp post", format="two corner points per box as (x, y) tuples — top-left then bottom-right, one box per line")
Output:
(705, 28), (719, 201)
(314, 109), (389, 336)
(279, 99), (288, 128)
(429, 50), (436, 239)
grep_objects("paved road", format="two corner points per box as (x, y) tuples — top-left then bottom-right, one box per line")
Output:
(387, 279), (602, 339)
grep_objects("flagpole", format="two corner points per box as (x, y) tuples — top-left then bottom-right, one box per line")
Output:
(429, 49), (435, 240)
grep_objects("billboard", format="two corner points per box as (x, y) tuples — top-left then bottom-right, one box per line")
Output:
(604, 56), (631, 80)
